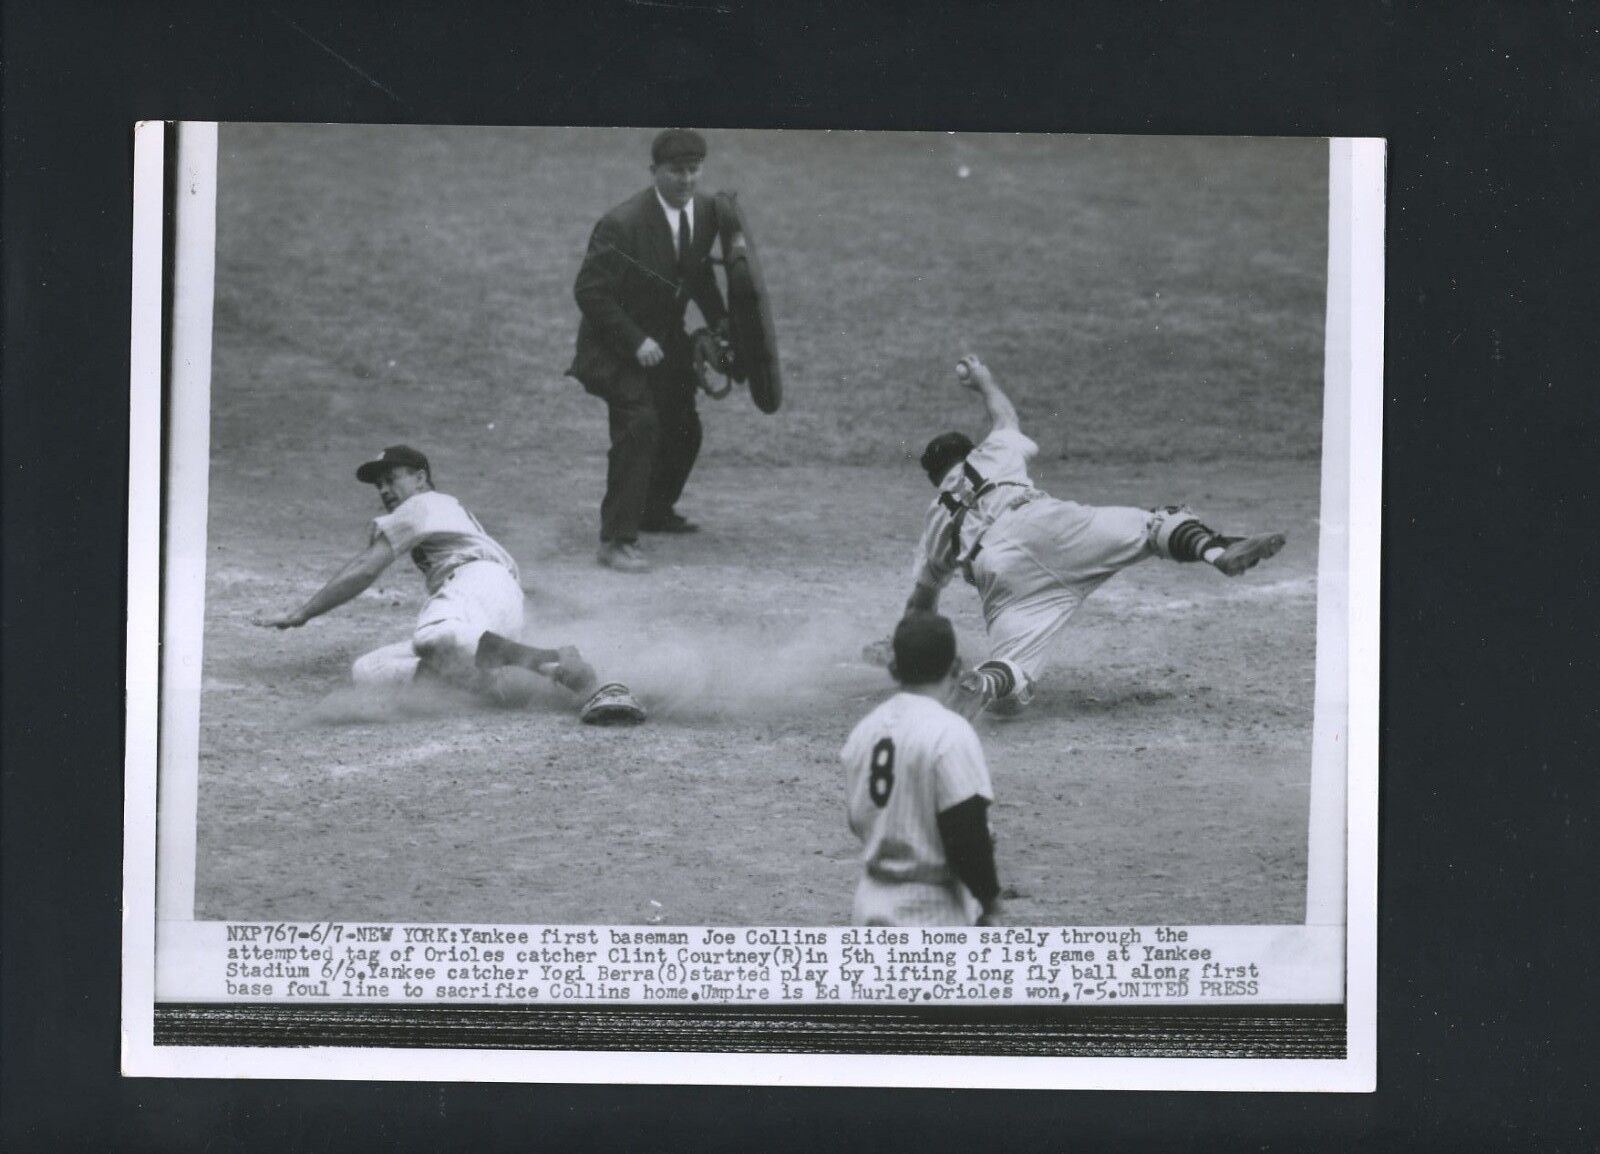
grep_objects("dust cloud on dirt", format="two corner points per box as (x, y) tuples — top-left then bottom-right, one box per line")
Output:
(548, 603), (887, 721)
(302, 607), (888, 726)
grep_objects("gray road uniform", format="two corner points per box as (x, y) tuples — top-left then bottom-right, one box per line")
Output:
(912, 427), (1186, 707)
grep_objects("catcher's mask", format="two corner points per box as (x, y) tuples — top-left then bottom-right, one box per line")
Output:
(920, 432), (975, 486)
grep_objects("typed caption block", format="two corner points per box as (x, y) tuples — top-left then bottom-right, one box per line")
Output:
(158, 922), (1343, 1006)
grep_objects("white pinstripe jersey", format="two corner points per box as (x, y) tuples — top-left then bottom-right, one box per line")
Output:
(372, 491), (520, 595)
(842, 693), (994, 886)
(911, 427), (1042, 592)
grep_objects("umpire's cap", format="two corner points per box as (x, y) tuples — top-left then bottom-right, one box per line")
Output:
(892, 612), (959, 686)
(651, 128), (708, 165)
(356, 445), (430, 483)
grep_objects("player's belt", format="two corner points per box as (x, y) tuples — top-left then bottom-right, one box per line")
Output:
(865, 862), (953, 886)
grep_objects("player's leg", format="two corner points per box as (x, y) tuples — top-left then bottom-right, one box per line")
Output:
(1148, 505), (1286, 575)
(957, 515), (1115, 716)
(957, 578), (1095, 718)
(410, 562), (526, 687)
(476, 633), (645, 724)
(642, 361), (702, 530)
(351, 640), (422, 687)
(449, 564), (647, 725)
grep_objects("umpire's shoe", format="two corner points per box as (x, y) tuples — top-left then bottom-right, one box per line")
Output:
(580, 683), (648, 726)
(1214, 533), (1287, 577)
(598, 541), (650, 573)
(640, 510), (699, 534)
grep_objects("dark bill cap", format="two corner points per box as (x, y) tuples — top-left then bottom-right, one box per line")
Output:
(920, 431), (975, 486)
(892, 612), (959, 686)
(356, 445), (430, 483)
(651, 128), (708, 165)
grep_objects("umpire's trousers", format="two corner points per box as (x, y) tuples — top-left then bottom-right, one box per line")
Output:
(599, 349), (703, 543)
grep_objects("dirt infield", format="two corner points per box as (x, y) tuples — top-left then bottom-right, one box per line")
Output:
(194, 127), (1327, 927)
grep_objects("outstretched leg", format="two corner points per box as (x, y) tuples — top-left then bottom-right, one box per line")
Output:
(954, 658), (1032, 721)
(475, 631), (647, 725)
(352, 640), (423, 687)
(958, 504), (1286, 718)
(1149, 506), (1286, 576)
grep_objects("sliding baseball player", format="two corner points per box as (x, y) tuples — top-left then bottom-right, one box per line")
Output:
(253, 445), (646, 725)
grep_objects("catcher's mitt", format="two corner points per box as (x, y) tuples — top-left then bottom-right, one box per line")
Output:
(690, 326), (733, 399)
(861, 635), (895, 668)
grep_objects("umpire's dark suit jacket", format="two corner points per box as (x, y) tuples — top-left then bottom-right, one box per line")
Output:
(568, 188), (727, 394)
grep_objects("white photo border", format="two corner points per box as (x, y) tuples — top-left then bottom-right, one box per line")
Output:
(122, 124), (1382, 1090)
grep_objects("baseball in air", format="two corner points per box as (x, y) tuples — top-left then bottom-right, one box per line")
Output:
(957, 165), (972, 179)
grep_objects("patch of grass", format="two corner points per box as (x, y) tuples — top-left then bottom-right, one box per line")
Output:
(213, 127), (1326, 477)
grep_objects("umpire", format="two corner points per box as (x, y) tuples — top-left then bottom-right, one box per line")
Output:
(568, 128), (729, 572)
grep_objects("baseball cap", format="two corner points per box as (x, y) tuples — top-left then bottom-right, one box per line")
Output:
(356, 445), (430, 483)
(892, 612), (959, 685)
(920, 431), (975, 485)
(651, 128), (708, 165)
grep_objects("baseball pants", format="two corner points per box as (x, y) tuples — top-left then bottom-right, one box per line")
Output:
(852, 874), (982, 927)
(351, 561), (525, 687)
(971, 499), (1158, 688)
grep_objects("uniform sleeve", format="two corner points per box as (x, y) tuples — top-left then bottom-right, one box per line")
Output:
(372, 497), (433, 556)
(933, 717), (994, 812)
(839, 719), (866, 769)
(979, 426), (1039, 464)
(839, 721), (870, 840)
(909, 503), (959, 592)
(573, 213), (649, 357)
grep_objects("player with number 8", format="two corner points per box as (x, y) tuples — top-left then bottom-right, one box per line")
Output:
(841, 613), (1003, 926)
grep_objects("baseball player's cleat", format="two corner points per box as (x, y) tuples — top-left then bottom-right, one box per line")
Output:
(1214, 532), (1287, 577)
(579, 682), (648, 726)
(597, 541), (650, 572)
(952, 672), (990, 722)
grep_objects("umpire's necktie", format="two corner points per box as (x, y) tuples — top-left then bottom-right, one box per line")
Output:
(677, 208), (692, 267)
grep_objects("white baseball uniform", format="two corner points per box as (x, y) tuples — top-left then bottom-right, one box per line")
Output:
(842, 692), (994, 926)
(911, 427), (1159, 696)
(350, 491), (525, 686)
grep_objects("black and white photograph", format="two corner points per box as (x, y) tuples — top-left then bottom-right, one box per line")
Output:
(122, 122), (1380, 1088)
(15, 1), (1600, 1146)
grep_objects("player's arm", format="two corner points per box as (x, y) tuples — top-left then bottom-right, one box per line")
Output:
(253, 528), (396, 629)
(863, 584), (942, 665)
(903, 581), (941, 615)
(574, 215), (651, 360)
(957, 355), (1020, 435)
(863, 527), (953, 663)
(934, 723), (1003, 924)
(937, 796), (1003, 925)
(904, 498), (959, 616)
